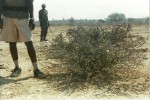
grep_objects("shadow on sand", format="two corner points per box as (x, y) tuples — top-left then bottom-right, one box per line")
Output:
(0, 76), (33, 86)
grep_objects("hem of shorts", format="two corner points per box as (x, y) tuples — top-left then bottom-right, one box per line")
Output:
(0, 40), (32, 43)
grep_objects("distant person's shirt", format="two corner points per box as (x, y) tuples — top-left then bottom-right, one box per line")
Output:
(1, 0), (29, 19)
(39, 9), (48, 21)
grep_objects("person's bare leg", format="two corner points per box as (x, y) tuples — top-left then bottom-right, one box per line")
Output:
(25, 41), (46, 79)
(9, 42), (21, 77)
(25, 41), (37, 71)
(9, 42), (19, 67)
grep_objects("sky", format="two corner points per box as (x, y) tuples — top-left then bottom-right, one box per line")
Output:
(34, 0), (149, 21)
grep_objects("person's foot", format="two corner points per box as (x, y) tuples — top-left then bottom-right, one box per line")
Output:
(40, 39), (44, 42)
(40, 37), (44, 42)
(10, 67), (21, 77)
(34, 69), (46, 79)
(44, 39), (48, 41)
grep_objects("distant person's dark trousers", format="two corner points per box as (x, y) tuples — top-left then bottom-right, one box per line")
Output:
(40, 21), (48, 41)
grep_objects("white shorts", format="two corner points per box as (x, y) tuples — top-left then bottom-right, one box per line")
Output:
(0, 16), (32, 42)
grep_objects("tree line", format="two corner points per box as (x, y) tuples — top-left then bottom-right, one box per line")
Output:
(35, 13), (149, 26)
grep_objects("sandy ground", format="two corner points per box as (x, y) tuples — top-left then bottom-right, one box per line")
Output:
(0, 25), (150, 100)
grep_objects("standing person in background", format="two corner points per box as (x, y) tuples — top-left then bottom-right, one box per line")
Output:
(0, 0), (46, 79)
(39, 4), (49, 41)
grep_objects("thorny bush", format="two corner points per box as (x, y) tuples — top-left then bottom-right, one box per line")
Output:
(48, 24), (146, 74)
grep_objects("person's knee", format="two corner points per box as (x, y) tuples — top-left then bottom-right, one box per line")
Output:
(25, 41), (37, 62)
(9, 42), (17, 46)
(9, 42), (18, 60)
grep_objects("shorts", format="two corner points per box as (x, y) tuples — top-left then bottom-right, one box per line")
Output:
(0, 16), (32, 42)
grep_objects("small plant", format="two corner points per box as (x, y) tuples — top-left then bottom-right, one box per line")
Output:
(48, 24), (146, 74)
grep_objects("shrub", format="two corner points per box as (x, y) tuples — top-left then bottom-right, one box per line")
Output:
(48, 24), (146, 74)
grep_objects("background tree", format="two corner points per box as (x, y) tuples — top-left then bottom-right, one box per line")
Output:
(106, 13), (126, 23)
(97, 19), (105, 25)
(145, 17), (149, 24)
(127, 18), (135, 23)
(69, 17), (75, 26)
